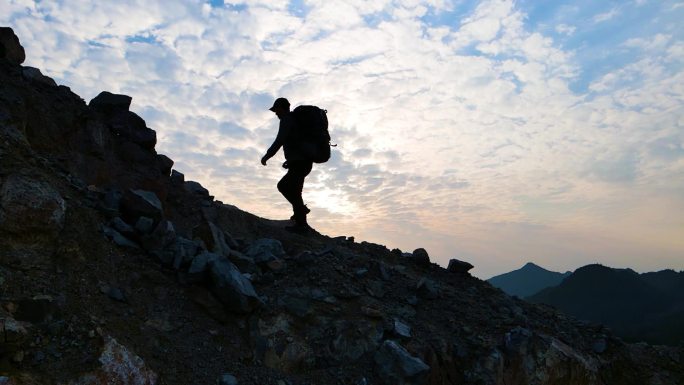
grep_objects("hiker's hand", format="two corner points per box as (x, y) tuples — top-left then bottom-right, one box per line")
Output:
(261, 155), (268, 166)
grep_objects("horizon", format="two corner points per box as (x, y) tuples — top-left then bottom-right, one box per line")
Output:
(3, 0), (683, 279)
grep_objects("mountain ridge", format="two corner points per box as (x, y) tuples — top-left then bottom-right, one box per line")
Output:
(487, 261), (571, 298)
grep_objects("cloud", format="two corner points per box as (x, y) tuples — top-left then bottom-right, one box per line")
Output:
(592, 7), (620, 23)
(2, 0), (684, 278)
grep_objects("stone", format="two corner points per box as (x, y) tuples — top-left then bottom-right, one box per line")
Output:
(0, 27), (25, 65)
(245, 238), (286, 264)
(22, 67), (57, 87)
(592, 338), (607, 354)
(110, 217), (135, 238)
(218, 374), (239, 385)
(447, 258), (474, 273)
(134, 216), (155, 234)
(71, 336), (158, 384)
(172, 237), (199, 270)
(187, 252), (221, 283)
(0, 174), (66, 237)
(331, 319), (384, 362)
(374, 340), (430, 385)
(208, 258), (262, 313)
(102, 226), (140, 249)
(194, 220), (231, 257)
(393, 319), (412, 338)
(156, 154), (174, 177)
(170, 170), (185, 185)
(88, 91), (132, 113)
(140, 220), (177, 264)
(109, 111), (157, 151)
(227, 250), (257, 273)
(416, 278), (440, 299)
(120, 189), (163, 225)
(184, 180), (209, 196)
(411, 248), (430, 266)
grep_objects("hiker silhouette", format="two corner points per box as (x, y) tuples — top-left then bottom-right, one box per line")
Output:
(261, 97), (313, 232)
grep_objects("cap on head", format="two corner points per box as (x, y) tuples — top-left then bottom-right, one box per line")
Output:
(269, 97), (290, 112)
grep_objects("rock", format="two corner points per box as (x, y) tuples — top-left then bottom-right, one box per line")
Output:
(184, 180), (209, 196)
(110, 217), (136, 238)
(393, 319), (412, 338)
(135, 216), (155, 234)
(120, 189), (163, 225)
(227, 250), (257, 273)
(102, 226), (140, 249)
(88, 91), (132, 114)
(170, 170), (185, 186)
(416, 278), (440, 299)
(593, 338), (607, 354)
(156, 154), (174, 177)
(194, 220), (231, 257)
(172, 237), (199, 270)
(187, 252), (221, 283)
(109, 111), (157, 151)
(208, 258), (262, 313)
(0, 27), (25, 65)
(2, 316), (28, 343)
(411, 248), (431, 266)
(140, 220), (177, 264)
(245, 238), (286, 264)
(447, 258), (474, 273)
(0, 174), (66, 237)
(218, 374), (238, 385)
(331, 319), (384, 362)
(101, 188), (123, 213)
(374, 340), (430, 385)
(71, 336), (158, 384)
(22, 67), (57, 87)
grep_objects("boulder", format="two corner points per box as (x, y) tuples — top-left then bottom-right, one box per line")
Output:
(411, 248), (430, 266)
(184, 181), (209, 197)
(217, 374), (238, 385)
(0, 27), (25, 65)
(120, 189), (163, 225)
(187, 252), (221, 283)
(208, 258), (262, 313)
(447, 258), (474, 273)
(0, 174), (65, 237)
(374, 340), (430, 385)
(140, 220), (177, 264)
(109, 111), (157, 151)
(156, 154), (174, 177)
(194, 220), (231, 257)
(170, 170), (185, 186)
(70, 336), (158, 384)
(88, 91), (132, 114)
(245, 238), (286, 264)
(172, 237), (199, 270)
(21, 67), (57, 87)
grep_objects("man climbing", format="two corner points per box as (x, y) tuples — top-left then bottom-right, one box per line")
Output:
(261, 97), (313, 232)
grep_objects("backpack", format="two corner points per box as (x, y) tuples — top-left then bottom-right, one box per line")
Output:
(291, 105), (331, 163)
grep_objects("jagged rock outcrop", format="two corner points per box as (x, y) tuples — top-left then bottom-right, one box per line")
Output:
(0, 27), (25, 65)
(1, 27), (683, 385)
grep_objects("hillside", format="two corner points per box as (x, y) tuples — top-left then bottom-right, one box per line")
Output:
(528, 264), (684, 346)
(487, 262), (571, 298)
(1, 27), (683, 385)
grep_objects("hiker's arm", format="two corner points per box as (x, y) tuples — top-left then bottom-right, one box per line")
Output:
(261, 117), (292, 165)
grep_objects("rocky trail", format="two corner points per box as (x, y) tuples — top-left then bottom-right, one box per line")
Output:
(1, 27), (683, 385)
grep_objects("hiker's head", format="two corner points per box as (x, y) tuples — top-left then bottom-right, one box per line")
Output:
(269, 97), (290, 118)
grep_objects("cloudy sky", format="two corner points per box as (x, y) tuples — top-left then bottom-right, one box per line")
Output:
(3, 0), (683, 278)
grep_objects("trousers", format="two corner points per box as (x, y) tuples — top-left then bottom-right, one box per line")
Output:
(277, 160), (313, 217)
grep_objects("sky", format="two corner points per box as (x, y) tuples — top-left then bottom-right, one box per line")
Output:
(2, 0), (683, 279)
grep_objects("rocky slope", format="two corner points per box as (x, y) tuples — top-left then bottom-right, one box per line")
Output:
(1, 27), (683, 385)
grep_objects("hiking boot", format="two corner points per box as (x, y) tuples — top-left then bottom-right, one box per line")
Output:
(290, 205), (310, 221)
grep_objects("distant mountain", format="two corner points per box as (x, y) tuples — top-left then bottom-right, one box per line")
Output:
(487, 262), (571, 298)
(528, 264), (684, 346)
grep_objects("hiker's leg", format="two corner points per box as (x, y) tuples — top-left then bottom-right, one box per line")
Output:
(277, 161), (312, 223)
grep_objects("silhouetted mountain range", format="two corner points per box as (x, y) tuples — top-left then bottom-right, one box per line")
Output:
(528, 264), (684, 346)
(487, 262), (571, 298)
